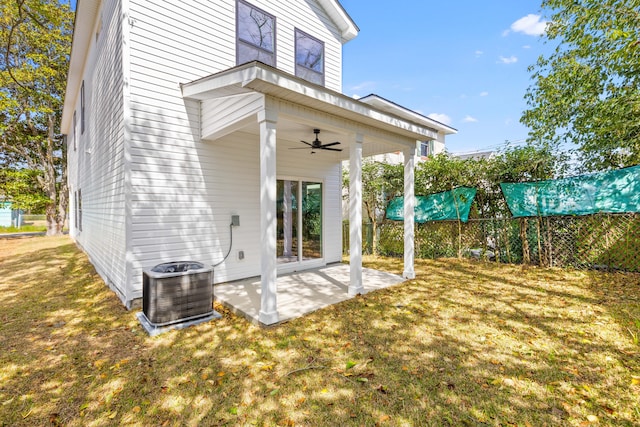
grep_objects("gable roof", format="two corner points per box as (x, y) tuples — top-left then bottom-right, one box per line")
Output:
(358, 94), (458, 136)
(61, 0), (359, 134)
(319, 0), (359, 41)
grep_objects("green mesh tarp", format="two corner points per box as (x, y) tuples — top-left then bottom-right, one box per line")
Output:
(500, 165), (640, 218)
(386, 187), (477, 223)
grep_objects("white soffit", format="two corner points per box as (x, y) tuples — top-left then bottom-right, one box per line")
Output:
(181, 62), (439, 142)
(317, 0), (359, 42)
(61, 0), (101, 133)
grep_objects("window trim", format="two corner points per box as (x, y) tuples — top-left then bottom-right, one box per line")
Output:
(294, 28), (325, 86)
(236, 0), (276, 66)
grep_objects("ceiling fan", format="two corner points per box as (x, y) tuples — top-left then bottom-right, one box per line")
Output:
(290, 129), (342, 154)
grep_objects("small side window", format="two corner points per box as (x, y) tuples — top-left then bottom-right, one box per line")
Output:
(77, 189), (83, 231)
(73, 111), (77, 151)
(81, 81), (85, 135)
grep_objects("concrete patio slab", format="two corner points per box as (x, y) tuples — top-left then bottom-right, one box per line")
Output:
(214, 263), (405, 326)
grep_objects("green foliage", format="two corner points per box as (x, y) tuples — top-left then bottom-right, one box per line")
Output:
(522, 0), (640, 171)
(413, 146), (564, 219)
(0, 168), (49, 212)
(0, 0), (74, 234)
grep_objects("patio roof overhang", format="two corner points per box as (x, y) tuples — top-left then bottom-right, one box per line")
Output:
(180, 61), (450, 150)
(180, 62), (425, 325)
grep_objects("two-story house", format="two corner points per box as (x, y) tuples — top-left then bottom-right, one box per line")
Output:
(61, 0), (454, 325)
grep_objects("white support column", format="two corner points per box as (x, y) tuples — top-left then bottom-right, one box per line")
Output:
(349, 133), (364, 295)
(403, 144), (417, 279)
(258, 108), (279, 325)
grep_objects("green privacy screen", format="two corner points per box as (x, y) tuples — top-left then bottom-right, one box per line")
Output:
(500, 165), (640, 218)
(386, 187), (477, 223)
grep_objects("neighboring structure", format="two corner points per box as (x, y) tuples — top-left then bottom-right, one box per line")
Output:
(453, 149), (496, 161)
(0, 202), (12, 227)
(61, 0), (454, 324)
(0, 201), (23, 228)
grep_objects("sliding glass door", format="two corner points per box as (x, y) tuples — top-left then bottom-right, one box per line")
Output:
(277, 179), (322, 264)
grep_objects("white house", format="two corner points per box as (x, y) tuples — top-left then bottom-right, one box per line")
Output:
(61, 0), (454, 325)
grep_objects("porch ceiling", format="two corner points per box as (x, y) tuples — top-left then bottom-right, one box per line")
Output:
(181, 62), (447, 159)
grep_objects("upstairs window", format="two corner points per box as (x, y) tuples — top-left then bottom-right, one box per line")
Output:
(295, 29), (324, 86)
(420, 141), (434, 157)
(236, 0), (275, 66)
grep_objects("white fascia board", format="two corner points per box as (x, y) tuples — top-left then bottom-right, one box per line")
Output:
(317, 0), (359, 42)
(181, 62), (439, 141)
(359, 95), (458, 136)
(61, 0), (101, 133)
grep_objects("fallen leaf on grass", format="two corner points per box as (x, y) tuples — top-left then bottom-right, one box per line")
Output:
(375, 384), (388, 394)
(379, 414), (390, 422)
(346, 361), (356, 370)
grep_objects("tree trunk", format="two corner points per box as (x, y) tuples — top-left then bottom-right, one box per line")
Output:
(520, 218), (530, 264)
(43, 113), (67, 236)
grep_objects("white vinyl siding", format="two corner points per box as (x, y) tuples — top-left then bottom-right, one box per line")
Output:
(125, 0), (346, 300)
(69, 0), (127, 301)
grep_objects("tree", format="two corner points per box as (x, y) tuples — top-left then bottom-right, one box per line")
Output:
(522, 0), (640, 171)
(0, 168), (49, 212)
(0, 0), (73, 235)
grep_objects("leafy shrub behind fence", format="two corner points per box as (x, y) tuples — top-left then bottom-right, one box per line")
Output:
(343, 213), (640, 272)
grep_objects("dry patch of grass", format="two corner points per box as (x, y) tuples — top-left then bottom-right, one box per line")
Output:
(1, 237), (639, 426)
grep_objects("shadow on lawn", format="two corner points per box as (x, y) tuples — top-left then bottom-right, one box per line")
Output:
(1, 241), (639, 426)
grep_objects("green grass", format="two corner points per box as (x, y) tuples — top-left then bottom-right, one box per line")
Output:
(1, 236), (639, 426)
(0, 224), (46, 233)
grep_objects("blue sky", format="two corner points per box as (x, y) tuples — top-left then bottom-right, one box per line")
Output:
(339, 1), (553, 154)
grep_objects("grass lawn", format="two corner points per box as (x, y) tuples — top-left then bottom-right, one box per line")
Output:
(1, 237), (639, 426)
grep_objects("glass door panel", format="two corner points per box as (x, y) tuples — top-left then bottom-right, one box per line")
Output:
(277, 180), (298, 263)
(301, 182), (322, 260)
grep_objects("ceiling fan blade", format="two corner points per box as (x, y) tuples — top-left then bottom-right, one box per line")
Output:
(300, 140), (313, 146)
(289, 147), (314, 149)
(320, 141), (341, 148)
(321, 147), (343, 152)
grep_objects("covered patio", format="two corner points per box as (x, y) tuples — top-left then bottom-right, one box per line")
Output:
(214, 263), (405, 326)
(181, 61), (455, 326)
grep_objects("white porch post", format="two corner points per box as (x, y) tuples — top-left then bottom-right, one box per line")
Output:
(258, 108), (279, 325)
(349, 133), (364, 295)
(403, 144), (417, 279)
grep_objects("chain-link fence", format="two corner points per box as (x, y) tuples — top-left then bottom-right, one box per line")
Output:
(343, 213), (640, 272)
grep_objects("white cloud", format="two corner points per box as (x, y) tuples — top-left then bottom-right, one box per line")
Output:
(427, 113), (452, 125)
(350, 81), (376, 92)
(498, 55), (518, 64)
(502, 29), (511, 37)
(510, 14), (548, 36)
(480, 91), (489, 97)
(475, 50), (484, 57)
(522, 45), (531, 49)
(463, 115), (479, 123)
